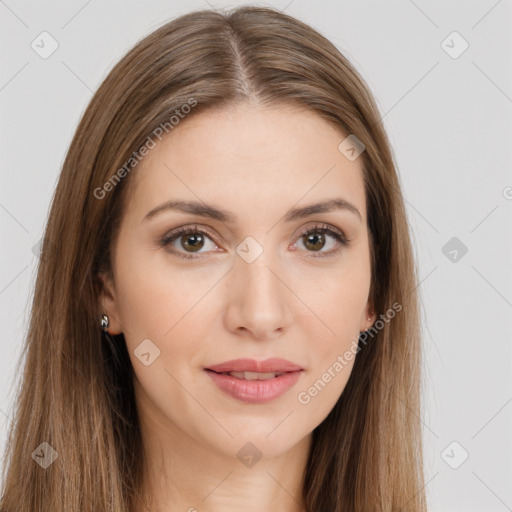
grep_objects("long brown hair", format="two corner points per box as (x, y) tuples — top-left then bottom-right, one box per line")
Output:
(0, 6), (426, 511)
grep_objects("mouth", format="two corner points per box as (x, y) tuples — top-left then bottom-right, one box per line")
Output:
(204, 362), (303, 404)
(205, 369), (290, 380)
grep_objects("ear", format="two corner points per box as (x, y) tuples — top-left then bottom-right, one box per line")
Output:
(95, 271), (123, 335)
(360, 298), (377, 332)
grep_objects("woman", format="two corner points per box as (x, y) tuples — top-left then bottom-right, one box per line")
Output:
(0, 6), (426, 512)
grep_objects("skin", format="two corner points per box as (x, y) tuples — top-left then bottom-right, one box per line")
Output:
(98, 102), (376, 512)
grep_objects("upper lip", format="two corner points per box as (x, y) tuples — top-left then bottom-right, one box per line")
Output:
(205, 358), (303, 373)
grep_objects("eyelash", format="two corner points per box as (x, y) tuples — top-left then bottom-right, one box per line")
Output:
(159, 223), (349, 260)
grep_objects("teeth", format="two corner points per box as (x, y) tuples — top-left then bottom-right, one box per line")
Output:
(224, 371), (283, 380)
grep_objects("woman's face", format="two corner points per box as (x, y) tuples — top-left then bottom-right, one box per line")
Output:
(99, 102), (375, 460)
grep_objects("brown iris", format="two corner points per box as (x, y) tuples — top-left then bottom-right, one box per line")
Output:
(181, 233), (205, 252)
(303, 232), (326, 252)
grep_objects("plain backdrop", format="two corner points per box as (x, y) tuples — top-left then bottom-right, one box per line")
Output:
(1, 1), (511, 510)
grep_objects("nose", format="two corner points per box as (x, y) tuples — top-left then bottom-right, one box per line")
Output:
(223, 251), (294, 341)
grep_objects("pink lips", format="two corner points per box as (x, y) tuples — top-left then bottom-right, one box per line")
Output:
(204, 358), (303, 404)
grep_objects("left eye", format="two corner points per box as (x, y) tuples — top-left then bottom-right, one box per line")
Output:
(160, 223), (348, 259)
(293, 225), (348, 257)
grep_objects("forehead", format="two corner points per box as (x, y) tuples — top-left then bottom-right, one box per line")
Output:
(124, 102), (367, 224)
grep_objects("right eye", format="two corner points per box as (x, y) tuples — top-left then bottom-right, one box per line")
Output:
(160, 225), (220, 259)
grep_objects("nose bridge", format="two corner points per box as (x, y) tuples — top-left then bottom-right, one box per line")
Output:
(225, 241), (292, 338)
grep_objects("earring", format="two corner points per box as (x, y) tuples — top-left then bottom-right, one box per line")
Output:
(100, 314), (109, 330)
(359, 316), (374, 334)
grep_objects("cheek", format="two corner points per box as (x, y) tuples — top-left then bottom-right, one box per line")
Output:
(294, 255), (370, 407)
(114, 245), (212, 338)
(297, 253), (371, 339)
(113, 248), (225, 384)
(112, 251), (219, 421)
(295, 272), (365, 415)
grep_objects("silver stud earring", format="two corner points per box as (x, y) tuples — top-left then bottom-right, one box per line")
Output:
(100, 314), (109, 330)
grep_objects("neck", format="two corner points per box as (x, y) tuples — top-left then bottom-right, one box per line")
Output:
(135, 412), (312, 512)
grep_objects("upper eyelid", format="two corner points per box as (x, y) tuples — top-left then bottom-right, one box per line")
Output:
(163, 221), (345, 236)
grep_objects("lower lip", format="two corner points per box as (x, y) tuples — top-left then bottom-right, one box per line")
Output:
(205, 370), (302, 404)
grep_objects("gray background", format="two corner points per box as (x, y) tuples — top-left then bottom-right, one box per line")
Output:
(1, 0), (511, 510)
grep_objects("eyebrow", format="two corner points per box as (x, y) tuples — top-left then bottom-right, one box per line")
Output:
(141, 197), (362, 224)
